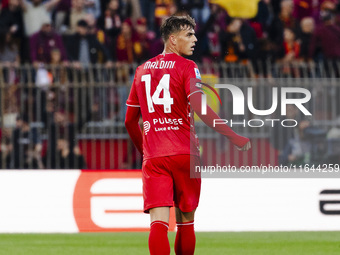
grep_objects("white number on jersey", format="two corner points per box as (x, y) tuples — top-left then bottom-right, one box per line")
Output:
(142, 74), (173, 113)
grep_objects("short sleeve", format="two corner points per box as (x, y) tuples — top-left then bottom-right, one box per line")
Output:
(126, 75), (140, 107)
(184, 61), (203, 99)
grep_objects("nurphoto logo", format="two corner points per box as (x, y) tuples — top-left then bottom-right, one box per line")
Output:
(196, 82), (312, 128)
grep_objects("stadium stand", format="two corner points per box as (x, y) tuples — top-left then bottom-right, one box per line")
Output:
(1, 0), (340, 169)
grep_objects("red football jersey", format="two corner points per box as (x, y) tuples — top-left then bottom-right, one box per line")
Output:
(126, 53), (202, 159)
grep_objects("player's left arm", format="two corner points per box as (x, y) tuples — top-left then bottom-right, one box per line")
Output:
(125, 106), (143, 155)
(184, 62), (250, 151)
(190, 92), (251, 151)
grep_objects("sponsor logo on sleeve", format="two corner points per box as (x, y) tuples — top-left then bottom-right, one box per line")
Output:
(194, 68), (201, 80)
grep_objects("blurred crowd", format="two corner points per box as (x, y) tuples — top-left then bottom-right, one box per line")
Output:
(0, 0), (340, 67)
(1, 0), (340, 169)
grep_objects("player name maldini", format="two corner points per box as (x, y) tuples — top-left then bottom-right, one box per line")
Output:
(144, 61), (176, 69)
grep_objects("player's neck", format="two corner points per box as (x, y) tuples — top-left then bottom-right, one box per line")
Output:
(163, 45), (181, 56)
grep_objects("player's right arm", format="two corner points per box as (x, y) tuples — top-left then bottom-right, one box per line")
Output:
(125, 70), (143, 155)
(125, 106), (143, 155)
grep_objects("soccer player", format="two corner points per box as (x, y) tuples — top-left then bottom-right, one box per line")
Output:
(125, 15), (251, 255)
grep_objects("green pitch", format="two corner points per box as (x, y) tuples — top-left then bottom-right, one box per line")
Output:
(0, 232), (339, 255)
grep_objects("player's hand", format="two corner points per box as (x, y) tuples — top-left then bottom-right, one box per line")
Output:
(236, 141), (251, 151)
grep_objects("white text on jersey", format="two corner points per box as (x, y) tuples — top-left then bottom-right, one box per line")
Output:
(144, 61), (176, 69)
(153, 118), (183, 125)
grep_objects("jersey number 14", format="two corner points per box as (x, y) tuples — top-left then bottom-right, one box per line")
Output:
(142, 74), (174, 113)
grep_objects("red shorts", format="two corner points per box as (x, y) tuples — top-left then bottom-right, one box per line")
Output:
(142, 154), (201, 213)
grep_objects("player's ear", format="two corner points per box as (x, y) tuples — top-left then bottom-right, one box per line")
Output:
(169, 34), (177, 46)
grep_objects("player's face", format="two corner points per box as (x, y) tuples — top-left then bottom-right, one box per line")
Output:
(175, 27), (197, 56)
